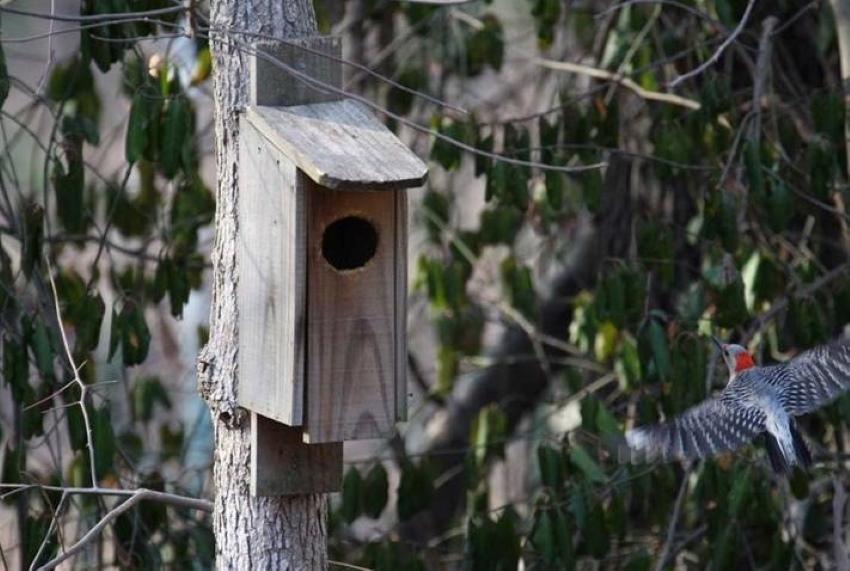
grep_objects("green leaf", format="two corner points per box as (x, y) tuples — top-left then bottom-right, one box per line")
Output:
(108, 308), (121, 361)
(743, 139), (764, 198)
(537, 445), (565, 491)
(471, 405), (508, 466)
(421, 191), (449, 244)
(92, 406), (115, 479)
(132, 376), (172, 422)
(466, 15), (504, 76)
(363, 464), (389, 519)
(71, 292), (105, 355)
(479, 205), (522, 245)
(341, 467), (362, 523)
(126, 85), (162, 163)
(120, 300), (151, 366)
(430, 116), (465, 171)
(161, 96), (191, 178)
(21, 202), (44, 280)
(3, 338), (31, 403)
(28, 317), (54, 380)
(703, 189), (739, 252)
(569, 445), (607, 484)
(647, 319), (672, 381)
(397, 461), (434, 521)
(501, 257), (536, 320)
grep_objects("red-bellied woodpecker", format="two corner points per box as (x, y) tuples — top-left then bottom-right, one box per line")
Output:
(623, 337), (850, 473)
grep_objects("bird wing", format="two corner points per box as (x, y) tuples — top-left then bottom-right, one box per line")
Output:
(623, 397), (766, 463)
(775, 339), (850, 416)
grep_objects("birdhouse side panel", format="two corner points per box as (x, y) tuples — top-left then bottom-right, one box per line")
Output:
(394, 193), (408, 422)
(237, 122), (306, 426)
(303, 182), (405, 442)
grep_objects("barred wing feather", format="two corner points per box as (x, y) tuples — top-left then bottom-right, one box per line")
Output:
(778, 340), (850, 416)
(624, 398), (766, 463)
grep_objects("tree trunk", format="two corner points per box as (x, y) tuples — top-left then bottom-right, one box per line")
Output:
(199, 1), (327, 568)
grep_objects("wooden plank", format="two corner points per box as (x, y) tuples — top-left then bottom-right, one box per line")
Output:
(303, 180), (401, 443)
(246, 100), (428, 191)
(237, 121), (305, 426)
(251, 413), (342, 496)
(394, 192), (408, 422)
(250, 36), (342, 107)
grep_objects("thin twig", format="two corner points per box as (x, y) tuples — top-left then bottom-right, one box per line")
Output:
(654, 466), (692, 571)
(537, 58), (701, 110)
(0, 4), (184, 22)
(833, 477), (850, 571)
(36, 488), (210, 571)
(46, 262), (98, 487)
(206, 30), (606, 173)
(668, 0), (757, 88)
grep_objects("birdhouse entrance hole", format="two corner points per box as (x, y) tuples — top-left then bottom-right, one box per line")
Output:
(321, 215), (378, 271)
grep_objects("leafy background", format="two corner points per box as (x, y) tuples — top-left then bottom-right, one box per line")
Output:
(2, 0), (850, 569)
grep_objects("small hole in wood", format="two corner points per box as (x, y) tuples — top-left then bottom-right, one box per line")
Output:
(321, 216), (378, 271)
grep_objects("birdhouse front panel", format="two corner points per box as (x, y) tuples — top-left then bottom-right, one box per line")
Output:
(303, 179), (407, 443)
(237, 98), (426, 444)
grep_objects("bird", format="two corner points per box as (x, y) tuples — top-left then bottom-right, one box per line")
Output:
(623, 336), (850, 473)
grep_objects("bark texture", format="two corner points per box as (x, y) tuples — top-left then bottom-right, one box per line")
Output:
(199, 1), (327, 568)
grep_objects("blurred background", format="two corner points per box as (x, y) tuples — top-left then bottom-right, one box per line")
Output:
(2, 0), (850, 569)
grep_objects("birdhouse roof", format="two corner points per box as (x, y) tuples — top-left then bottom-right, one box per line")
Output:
(245, 100), (428, 191)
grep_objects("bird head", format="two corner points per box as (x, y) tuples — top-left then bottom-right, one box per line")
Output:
(712, 336), (756, 377)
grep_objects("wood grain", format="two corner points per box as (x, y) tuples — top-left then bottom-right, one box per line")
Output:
(250, 36), (342, 107)
(237, 122), (305, 426)
(246, 100), (428, 191)
(303, 180), (405, 442)
(251, 413), (342, 495)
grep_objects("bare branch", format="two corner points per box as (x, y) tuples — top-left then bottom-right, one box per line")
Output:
(46, 263), (98, 487)
(0, 4), (184, 23)
(537, 58), (701, 110)
(654, 466), (693, 571)
(669, 0), (757, 88)
(35, 488), (210, 571)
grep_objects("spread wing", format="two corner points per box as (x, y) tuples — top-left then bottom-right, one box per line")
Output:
(776, 339), (850, 416)
(623, 397), (766, 463)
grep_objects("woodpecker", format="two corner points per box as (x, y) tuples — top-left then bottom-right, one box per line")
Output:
(624, 337), (850, 473)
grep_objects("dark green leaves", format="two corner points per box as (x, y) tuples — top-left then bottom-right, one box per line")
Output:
(126, 85), (162, 164)
(363, 464), (389, 519)
(132, 376), (172, 422)
(467, 508), (520, 571)
(110, 300), (151, 366)
(397, 460), (434, 521)
(530, 504), (573, 567)
(21, 202), (44, 280)
(337, 464), (389, 522)
(466, 15), (504, 76)
(161, 96), (192, 178)
(430, 116), (466, 171)
(501, 257), (536, 320)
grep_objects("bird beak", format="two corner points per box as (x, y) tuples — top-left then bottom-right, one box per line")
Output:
(711, 336), (723, 351)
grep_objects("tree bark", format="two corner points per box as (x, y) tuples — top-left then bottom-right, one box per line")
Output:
(199, 1), (327, 568)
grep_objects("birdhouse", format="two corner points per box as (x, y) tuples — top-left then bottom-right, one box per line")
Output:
(236, 37), (427, 495)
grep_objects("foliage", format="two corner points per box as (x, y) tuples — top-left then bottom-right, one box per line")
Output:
(0, 3), (212, 568)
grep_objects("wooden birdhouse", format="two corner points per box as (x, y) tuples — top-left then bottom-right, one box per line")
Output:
(236, 37), (427, 495)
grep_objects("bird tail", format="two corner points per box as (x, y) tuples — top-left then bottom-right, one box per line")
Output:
(765, 421), (812, 474)
(789, 420), (812, 469)
(764, 433), (790, 474)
